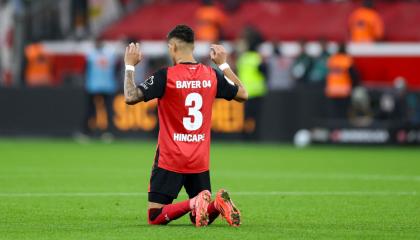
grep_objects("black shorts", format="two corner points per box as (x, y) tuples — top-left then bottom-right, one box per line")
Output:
(148, 166), (211, 205)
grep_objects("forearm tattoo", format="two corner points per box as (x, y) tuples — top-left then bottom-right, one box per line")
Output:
(124, 70), (143, 104)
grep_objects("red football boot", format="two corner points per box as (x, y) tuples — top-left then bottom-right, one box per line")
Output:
(214, 189), (241, 226)
(193, 190), (211, 227)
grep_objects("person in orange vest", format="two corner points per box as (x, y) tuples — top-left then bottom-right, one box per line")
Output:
(195, 0), (227, 42)
(25, 42), (53, 86)
(325, 43), (359, 119)
(348, 0), (384, 43)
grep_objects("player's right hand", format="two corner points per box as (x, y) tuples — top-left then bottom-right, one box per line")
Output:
(124, 42), (143, 66)
(210, 44), (228, 65)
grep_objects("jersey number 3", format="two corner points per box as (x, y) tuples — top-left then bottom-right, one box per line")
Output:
(183, 93), (203, 131)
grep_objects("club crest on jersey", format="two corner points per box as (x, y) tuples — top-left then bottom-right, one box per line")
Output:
(140, 75), (154, 90)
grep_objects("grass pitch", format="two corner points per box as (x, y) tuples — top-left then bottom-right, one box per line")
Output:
(0, 138), (419, 239)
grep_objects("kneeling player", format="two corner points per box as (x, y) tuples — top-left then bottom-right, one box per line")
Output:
(123, 25), (248, 227)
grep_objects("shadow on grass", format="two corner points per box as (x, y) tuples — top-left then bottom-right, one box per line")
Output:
(136, 223), (230, 228)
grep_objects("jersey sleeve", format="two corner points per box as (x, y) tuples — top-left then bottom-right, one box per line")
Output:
(214, 68), (239, 101)
(137, 68), (167, 102)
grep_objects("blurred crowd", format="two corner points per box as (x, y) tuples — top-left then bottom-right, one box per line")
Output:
(1, 0), (420, 136)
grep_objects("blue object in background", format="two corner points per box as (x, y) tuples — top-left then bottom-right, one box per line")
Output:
(85, 47), (118, 94)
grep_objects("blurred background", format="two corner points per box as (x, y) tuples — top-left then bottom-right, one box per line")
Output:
(1, 0), (420, 145)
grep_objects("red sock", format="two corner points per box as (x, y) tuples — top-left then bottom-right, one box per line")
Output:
(207, 201), (220, 225)
(148, 199), (191, 225)
(189, 201), (220, 225)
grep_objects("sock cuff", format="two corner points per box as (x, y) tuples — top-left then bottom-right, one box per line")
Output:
(148, 208), (163, 223)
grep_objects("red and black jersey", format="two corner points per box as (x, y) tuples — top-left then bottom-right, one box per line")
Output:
(138, 63), (238, 173)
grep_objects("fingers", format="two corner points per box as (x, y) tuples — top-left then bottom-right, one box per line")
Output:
(210, 47), (219, 57)
(131, 43), (136, 54)
(211, 44), (221, 50)
(127, 42), (141, 55)
(210, 48), (216, 58)
(135, 43), (142, 60)
(210, 44), (226, 57)
(138, 50), (143, 61)
(211, 44), (225, 51)
(211, 45), (219, 54)
(125, 42), (142, 65)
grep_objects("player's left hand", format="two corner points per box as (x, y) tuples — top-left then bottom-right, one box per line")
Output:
(210, 44), (228, 65)
(124, 42), (143, 66)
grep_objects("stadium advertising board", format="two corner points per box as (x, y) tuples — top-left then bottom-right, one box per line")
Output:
(0, 88), (418, 144)
(311, 128), (420, 144)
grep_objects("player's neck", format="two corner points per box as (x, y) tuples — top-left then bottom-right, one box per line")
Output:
(174, 54), (197, 65)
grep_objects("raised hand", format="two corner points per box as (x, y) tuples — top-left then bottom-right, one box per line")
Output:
(210, 44), (228, 65)
(124, 42), (143, 66)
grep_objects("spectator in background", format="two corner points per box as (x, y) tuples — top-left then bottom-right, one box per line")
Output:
(290, 40), (312, 84)
(377, 78), (405, 122)
(88, 0), (122, 37)
(406, 92), (420, 127)
(325, 43), (359, 120)
(348, 0), (384, 43)
(396, 79), (420, 127)
(0, 0), (15, 86)
(378, 77), (420, 127)
(195, 0), (227, 42)
(266, 42), (294, 90)
(24, 42), (53, 87)
(72, 0), (88, 39)
(78, 39), (118, 142)
(236, 26), (267, 139)
(307, 39), (330, 86)
(349, 86), (373, 127)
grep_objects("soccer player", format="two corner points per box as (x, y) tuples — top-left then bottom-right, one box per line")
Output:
(123, 25), (248, 227)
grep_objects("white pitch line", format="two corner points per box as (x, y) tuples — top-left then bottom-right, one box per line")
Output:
(0, 191), (416, 197)
(0, 192), (148, 197)
(1, 172), (420, 182)
(233, 191), (418, 196)
(214, 173), (420, 182)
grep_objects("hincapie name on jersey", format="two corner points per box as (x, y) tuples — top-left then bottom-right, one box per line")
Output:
(173, 133), (205, 142)
(176, 80), (212, 89)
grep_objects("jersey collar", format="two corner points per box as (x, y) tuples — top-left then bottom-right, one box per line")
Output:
(178, 62), (199, 65)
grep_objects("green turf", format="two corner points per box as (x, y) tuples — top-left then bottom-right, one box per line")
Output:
(0, 138), (419, 239)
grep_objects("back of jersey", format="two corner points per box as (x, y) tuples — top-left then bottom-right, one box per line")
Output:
(158, 63), (217, 173)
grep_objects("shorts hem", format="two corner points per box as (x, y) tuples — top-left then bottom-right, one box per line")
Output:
(157, 164), (209, 174)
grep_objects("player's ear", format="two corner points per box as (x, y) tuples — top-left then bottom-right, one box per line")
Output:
(173, 42), (178, 52)
(168, 42), (175, 54)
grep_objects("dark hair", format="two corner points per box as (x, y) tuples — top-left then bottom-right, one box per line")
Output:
(167, 25), (194, 43)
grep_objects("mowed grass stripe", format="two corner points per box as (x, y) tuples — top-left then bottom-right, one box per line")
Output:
(0, 191), (417, 197)
(2, 171), (420, 182)
(1, 139), (420, 239)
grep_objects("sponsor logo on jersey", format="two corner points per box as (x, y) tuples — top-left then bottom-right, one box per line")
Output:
(176, 80), (211, 89)
(140, 75), (154, 90)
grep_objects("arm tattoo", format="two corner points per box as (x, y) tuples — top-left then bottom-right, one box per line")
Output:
(124, 70), (144, 104)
